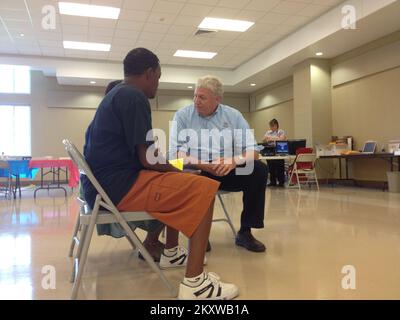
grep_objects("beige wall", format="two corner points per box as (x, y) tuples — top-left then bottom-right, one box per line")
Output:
(293, 61), (313, 143)
(249, 100), (294, 142)
(0, 71), (251, 161)
(310, 60), (332, 146)
(332, 66), (400, 181)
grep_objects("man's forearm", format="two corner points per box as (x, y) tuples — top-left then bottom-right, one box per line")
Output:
(176, 151), (202, 169)
(143, 162), (181, 173)
(138, 144), (181, 173)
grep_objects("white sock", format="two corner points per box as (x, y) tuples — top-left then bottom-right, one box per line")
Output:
(163, 246), (178, 257)
(183, 272), (205, 287)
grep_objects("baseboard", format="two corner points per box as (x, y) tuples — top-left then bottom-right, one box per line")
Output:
(319, 178), (387, 190)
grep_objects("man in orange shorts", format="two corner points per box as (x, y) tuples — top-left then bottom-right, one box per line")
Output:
(81, 48), (238, 300)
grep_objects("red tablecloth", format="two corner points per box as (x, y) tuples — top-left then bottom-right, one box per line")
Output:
(29, 158), (79, 187)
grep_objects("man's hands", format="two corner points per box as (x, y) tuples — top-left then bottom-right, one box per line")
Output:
(213, 157), (237, 176)
(197, 158), (236, 177)
(179, 151), (258, 177)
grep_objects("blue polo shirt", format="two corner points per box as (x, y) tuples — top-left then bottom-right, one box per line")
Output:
(81, 83), (153, 209)
(169, 104), (256, 162)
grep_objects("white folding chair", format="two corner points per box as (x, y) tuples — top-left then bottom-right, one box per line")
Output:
(288, 153), (319, 190)
(62, 139), (176, 300)
(214, 190), (237, 237)
(0, 160), (11, 199)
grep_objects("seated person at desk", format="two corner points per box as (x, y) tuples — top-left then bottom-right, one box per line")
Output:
(169, 75), (268, 253)
(82, 49), (238, 300)
(263, 119), (287, 187)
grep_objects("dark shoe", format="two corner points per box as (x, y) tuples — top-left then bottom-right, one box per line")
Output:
(235, 232), (266, 252)
(267, 183), (277, 187)
(138, 251), (160, 262)
(277, 183), (285, 188)
(138, 240), (165, 262)
(206, 240), (212, 252)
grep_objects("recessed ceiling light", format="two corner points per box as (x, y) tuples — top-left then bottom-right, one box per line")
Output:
(198, 17), (254, 32)
(90, 81), (96, 84)
(188, 86), (193, 89)
(63, 41), (111, 52)
(250, 83), (256, 87)
(174, 50), (217, 59)
(20, 33), (25, 37)
(58, 2), (120, 19)
(316, 52), (323, 56)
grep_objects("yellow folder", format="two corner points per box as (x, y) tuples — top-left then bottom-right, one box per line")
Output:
(168, 158), (184, 171)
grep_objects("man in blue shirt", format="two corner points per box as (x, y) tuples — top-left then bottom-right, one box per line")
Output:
(169, 76), (268, 253)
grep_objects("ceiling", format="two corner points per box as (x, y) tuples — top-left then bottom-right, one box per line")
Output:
(0, 0), (345, 69)
(0, 0), (399, 92)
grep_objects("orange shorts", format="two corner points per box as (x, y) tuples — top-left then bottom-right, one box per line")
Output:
(117, 170), (220, 238)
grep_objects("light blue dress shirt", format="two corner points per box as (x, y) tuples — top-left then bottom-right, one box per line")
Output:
(169, 104), (256, 162)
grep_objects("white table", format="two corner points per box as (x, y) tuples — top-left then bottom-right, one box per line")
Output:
(259, 155), (296, 161)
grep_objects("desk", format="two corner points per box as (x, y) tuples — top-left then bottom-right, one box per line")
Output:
(29, 158), (79, 198)
(0, 160), (39, 198)
(319, 153), (400, 189)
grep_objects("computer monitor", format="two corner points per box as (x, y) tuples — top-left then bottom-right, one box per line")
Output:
(362, 141), (376, 154)
(288, 139), (306, 155)
(276, 141), (289, 155)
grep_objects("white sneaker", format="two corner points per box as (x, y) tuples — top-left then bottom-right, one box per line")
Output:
(178, 272), (239, 300)
(159, 246), (207, 269)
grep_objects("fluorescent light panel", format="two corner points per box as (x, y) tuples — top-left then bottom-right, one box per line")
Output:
(174, 50), (217, 59)
(63, 41), (111, 52)
(58, 2), (120, 19)
(198, 17), (254, 32)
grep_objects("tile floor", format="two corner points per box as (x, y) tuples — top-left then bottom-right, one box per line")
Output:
(1, 186), (400, 300)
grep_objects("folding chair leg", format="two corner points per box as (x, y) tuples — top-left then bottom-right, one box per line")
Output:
(125, 234), (136, 250)
(117, 219), (177, 297)
(217, 193), (236, 237)
(288, 169), (295, 187)
(71, 204), (99, 300)
(68, 214), (81, 257)
(70, 224), (87, 283)
(295, 170), (301, 190)
(315, 174), (320, 190)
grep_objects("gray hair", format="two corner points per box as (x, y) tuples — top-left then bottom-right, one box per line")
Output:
(196, 75), (224, 98)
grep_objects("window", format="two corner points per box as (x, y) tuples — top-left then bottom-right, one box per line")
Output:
(0, 65), (31, 94)
(0, 105), (31, 156)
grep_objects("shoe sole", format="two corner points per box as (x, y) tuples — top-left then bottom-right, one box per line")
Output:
(160, 264), (186, 270)
(160, 260), (207, 270)
(235, 240), (266, 253)
(178, 290), (239, 300)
